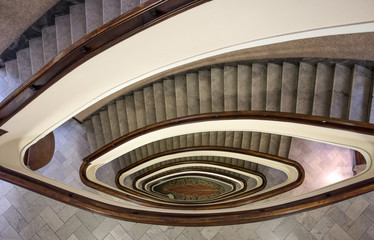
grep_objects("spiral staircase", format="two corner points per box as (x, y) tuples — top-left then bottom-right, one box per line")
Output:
(1, 0), (374, 226)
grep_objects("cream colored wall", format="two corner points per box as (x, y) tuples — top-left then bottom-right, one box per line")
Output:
(1, 0), (374, 212)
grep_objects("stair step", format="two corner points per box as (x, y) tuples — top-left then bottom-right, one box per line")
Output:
(251, 63), (267, 110)
(103, 0), (121, 23)
(259, 133), (270, 153)
(84, 119), (98, 153)
(86, 0), (103, 33)
(250, 132), (260, 152)
(211, 68), (224, 112)
(100, 110), (113, 144)
(92, 115), (105, 148)
(312, 63), (334, 117)
(134, 90), (149, 157)
(29, 37), (45, 74)
(330, 64), (351, 119)
(143, 86), (157, 155)
(42, 26), (58, 63)
(237, 64), (251, 110)
(163, 79), (179, 149)
(125, 94), (143, 160)
(186, 72), (199, 150)
(280, 62), (298, 112)
(116, 98), (135, 164)
(224, 66), (238, 111)
(268, 134), (281, 155)
(266, 63), (282, 111)
(349, 65), (372, 122)
(4, 60), (20, 96)
(241, 132), (251, 150)
(121, 0), (139, 14)
(199, 70), (211, 113)
(108, 103), (127, 169)
(278, 136), (292, 158)
(186, 72), (199, 115)
(198, 70), (211, 156)
(55, 14), (72, 54)
(296, 62), (316, 114)
(16, 48), (32, 82)
(70, 3), (87, 43)
(153, 82), (167, 152)
(107, 103), (120, 140)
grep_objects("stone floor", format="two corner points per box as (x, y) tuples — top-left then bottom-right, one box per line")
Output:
(1, 119), (374, 240)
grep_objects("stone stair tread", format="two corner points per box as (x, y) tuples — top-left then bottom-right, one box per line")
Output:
(100, 110), (113, 144)
(250, 132), (260, 152)
(349, 65), (372, 122)
(266, 63), (282, 111)
(70, 3), (87, 43)
(251, 63), (267, 110)
(42, 26), (58, 64)
(121, 0), (140, 14)
(116, 99), (134, 165)
(330, 64), (351, 119)
(296, 62), (316, 114)
(278, 136), (292, 158)
(211, 68), (224, 112)
(268, 134), (281, 156)
(16, 48), (32, 82)
(107, 103), (120, 140)
(125, 94), (144, 160)
(237, 64), (251, 111)
(29, 37), (45, 74)
(199, 70), (212, 113)
(143, 86), (157, 156)
(280, 62), (298, 112)
(224, 65), (237, 111)
(103, 0), (121, 23)
(259, 133), (270, 153)
(92, 114), (105, 148)
(84, 119), (98, 153)
(312, 63), (334, 117)
(134, 90), (150, 157)
(55, 14), (72, 54)
(153, 82), (167, 152)
(86, 0), (104, 33)
(3, 60), (20, 97)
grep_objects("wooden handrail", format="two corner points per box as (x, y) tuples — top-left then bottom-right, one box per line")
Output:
(141, 171), (245, 198)
(81, 146), (302, 209)
(0, 0), (210, 127)
(126, 160), (267, 206)
(1, 112), (374, 224)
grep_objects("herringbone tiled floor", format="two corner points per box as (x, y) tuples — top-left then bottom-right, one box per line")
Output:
(1, 119), (373, 240)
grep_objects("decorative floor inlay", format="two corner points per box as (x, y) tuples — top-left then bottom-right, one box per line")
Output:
(154, 177), (226, 200)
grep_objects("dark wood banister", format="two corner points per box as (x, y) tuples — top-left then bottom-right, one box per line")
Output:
(114, 158), (270, 208)
(82, 144), (302, 209)
(140, 171), (245, 197)
(2, 112), (374, 225)
(0, 0), (211, 127)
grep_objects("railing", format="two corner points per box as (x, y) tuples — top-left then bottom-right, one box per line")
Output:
(1, 112), (374, 225)
(0, 0), (210, 127)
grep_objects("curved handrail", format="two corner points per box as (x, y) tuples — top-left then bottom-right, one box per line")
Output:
(2, 111), (374, 225)
(135, 167), (248, 203)
(82, 145), (302, 209)
(0, 0), (210, 127)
